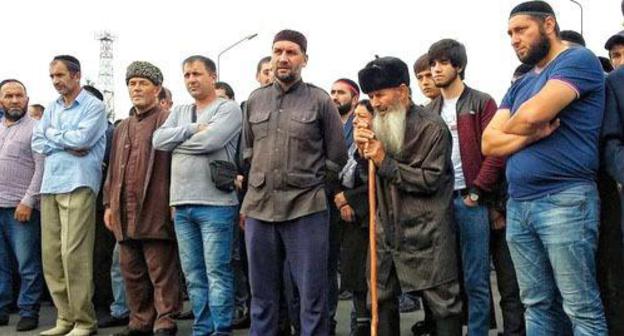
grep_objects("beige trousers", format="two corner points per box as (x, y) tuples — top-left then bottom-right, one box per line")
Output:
(41, 187), (96, 331)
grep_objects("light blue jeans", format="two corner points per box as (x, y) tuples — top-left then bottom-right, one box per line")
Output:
(110, 243), (129, 319)
(454, 195), (491, 335)
(506, 183), (607, 336)
(175, 205), (236, 336)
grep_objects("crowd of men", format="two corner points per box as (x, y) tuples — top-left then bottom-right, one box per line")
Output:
(2, 0), (624, 335)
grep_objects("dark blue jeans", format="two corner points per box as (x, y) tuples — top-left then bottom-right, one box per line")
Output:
(0, 208), (43, 318)
(245, 211), (329, 336)
(454, 195), (491, 335)
(175, 205), (237, 336)
(506, 184), (607, 335)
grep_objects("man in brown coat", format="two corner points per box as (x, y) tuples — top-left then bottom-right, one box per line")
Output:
(103, 61), (180, 336)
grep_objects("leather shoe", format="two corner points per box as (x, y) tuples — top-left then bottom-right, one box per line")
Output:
(40, 324), (74, 336)
(153, 327), (176, 336)
(16, 316), (39, 331)
(0, 315), (8, 326)
(97, 314), (129, 328)
(65, 327), (97, 336)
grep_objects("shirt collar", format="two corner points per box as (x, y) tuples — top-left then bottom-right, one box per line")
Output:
(272, 78), (304, 95)
(56, 88), (89, 108)
(130, 104), (160, 121)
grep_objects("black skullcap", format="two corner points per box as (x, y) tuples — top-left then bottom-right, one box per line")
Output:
(358, 57), (410, 94)
(605, 30), (624, 51)
(273, 29), (307, 53)
(510, 1), (555, 18)
(560, 30), (586, 47)
(334, 78), (360, 96)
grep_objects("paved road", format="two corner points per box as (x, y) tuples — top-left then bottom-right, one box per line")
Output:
(1, 274), (506, 335)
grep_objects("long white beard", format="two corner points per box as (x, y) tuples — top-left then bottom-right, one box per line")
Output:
(372, 103), (406, 156)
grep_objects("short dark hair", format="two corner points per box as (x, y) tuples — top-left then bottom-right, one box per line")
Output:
(0, 79), (26, 93)
(256, 56), (272, 75)
(428, 39), (468, 79)
(82, 85), (103, 101)
(183, 55), (216, 74)
(158, 87), (172, 101)
(30, 104), (45, 113)
(560, 30), (585, 46)
(356, 99), (374, 114)
(215, 81), (235, 100)
(413, 54), (431, 74)
(52, 55), (81, 75)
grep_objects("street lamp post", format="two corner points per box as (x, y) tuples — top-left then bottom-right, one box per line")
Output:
(569, 0), (584, 36)
(217, 33), (258, 80)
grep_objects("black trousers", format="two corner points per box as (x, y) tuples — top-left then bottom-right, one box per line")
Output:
(491, 227), (526, 336)
(376, 264), (462, 336)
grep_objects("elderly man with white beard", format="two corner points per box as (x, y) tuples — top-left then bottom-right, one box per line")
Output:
(354, 56), (462, 336)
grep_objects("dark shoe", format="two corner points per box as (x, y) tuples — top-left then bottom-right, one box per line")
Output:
(112, 327), (152, 336)
(0, 314), (8, 326)
(98, 313), (129, 328)
(173, 310), (193, 320)
(351, 322), (370, 336)
(16, 316), (39, 331)
(153, 327), (176, 336)
(232, 307), (249, 329)
(411, 320), (436, 336)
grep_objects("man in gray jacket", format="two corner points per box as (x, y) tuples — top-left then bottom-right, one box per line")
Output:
(153, 55), (242, 336)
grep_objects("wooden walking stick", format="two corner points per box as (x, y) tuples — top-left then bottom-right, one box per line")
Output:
(368, 157), (378, 336)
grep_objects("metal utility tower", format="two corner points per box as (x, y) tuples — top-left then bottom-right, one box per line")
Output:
(95, 31), (116, 120)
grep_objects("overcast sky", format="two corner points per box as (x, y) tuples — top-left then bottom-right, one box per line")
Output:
(1, 0), (621, 119)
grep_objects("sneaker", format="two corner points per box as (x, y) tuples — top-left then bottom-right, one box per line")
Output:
(0, 315), (8, 326)
(98, 313), (129, 328)
(16, 316), (39, 332)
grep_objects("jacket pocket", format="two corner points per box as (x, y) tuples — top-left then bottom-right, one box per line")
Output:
(249, 172), (266, 189)
(288, 109), (318, 139)
(249, 110), (271, 140)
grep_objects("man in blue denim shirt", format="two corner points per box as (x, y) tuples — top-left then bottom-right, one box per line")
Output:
(483, 2), (607, 335)
(32, 55), (107, 336)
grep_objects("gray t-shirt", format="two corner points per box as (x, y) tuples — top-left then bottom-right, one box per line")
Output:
(153, 98), (242, 206)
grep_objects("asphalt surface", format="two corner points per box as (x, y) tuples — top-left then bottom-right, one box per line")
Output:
(0, 274), (506, 335)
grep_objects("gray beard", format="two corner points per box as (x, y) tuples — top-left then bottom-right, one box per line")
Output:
(373, 103), (406, 156)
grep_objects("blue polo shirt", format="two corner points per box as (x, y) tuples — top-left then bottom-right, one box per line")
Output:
(500, 47), (605, 200)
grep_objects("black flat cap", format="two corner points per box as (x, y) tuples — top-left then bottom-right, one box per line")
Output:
(605, 30), (624, 51)
(358, 56), (410, 94)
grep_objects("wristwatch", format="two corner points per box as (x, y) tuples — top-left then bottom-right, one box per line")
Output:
(468, 187), (481, 203)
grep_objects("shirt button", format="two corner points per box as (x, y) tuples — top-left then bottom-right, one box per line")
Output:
(124, 144), (130, 149)
(279, 109), (283, 113)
